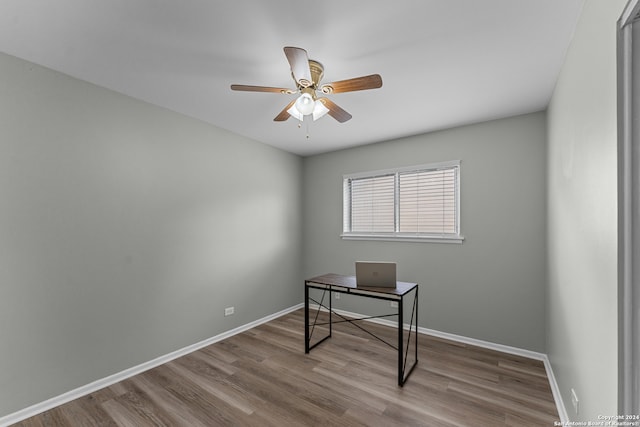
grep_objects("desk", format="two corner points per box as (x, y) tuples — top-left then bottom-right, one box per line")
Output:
(304, 273), (419, 386)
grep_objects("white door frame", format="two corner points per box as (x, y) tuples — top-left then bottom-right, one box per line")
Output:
(618, 0), (640, 416)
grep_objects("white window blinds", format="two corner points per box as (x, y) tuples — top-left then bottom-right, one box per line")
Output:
(343, 161), (462, 243)
(349, 174), (395, 233)
(398, 168), (457, 234)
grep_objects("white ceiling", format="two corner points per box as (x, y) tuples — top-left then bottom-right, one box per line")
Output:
(0, 0), (585, 156)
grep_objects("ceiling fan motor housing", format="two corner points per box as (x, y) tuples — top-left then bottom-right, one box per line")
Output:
(299, 59), (324, 89)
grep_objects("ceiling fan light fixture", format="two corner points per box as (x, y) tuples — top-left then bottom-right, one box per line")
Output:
(287, 98), (329, 122)
(286, 103), (304, 121)
(312, 100), (329, 121)
(294, 93), (315, 116)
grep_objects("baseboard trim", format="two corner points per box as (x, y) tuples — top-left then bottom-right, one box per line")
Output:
(315, 306), (568, 424)
(0, 303), (303, 427)
(542, 356), (569, 423)
(1, 303), (567, 426)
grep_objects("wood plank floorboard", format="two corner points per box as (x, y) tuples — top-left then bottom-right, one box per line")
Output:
(12, 309), (559, 426)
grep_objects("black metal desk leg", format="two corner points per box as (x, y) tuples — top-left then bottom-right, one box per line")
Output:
(415, 287), (419, 362)
(329, 286), (333, 337)
(304, 282), (310, 353)
(398, 297), (404, 387)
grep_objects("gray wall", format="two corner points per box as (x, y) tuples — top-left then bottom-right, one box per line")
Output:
(546, 0), (625, 421)
(0, 52), (303, 417)
(303, 112), (547, 352)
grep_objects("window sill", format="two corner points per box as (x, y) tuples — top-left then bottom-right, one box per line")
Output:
(340, 233), (465, 244)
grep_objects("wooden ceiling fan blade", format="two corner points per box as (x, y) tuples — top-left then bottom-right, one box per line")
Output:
(320, 74), (383, 94)
(318, 98), (352, 123)
(274, 99), (297, 121)
(284, 46), (313, 88)
(231, 84), (294, 94)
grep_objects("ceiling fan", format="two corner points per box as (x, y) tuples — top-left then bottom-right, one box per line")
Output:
(231, 47), (383, 123)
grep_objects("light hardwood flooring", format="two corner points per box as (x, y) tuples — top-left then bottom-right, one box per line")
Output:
(13, 309), (559, 426)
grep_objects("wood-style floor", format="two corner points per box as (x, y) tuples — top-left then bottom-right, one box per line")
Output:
(13, 309), (559, 426)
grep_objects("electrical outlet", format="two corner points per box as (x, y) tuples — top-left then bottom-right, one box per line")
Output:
(335, 293), (340, 300)
(224, 307), (235, 316)
(390, 301), (398, 308)
(570, 388), (579, 415)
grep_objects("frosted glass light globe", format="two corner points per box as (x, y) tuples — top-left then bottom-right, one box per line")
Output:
(294, 93), (315, 116)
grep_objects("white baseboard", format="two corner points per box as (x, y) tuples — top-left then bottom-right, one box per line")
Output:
(314, 306), (568, 424)
(542, 356), (569, 423)
(0, 303), (304, 427)
(1, 303), (567, 426)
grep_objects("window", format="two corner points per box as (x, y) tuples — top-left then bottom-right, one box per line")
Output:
(342, 161), (463, 243)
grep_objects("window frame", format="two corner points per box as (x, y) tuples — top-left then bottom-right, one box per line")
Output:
(341, 160), (464, 244)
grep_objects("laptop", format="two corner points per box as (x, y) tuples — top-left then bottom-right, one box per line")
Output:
(355, 261), (397, 288)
